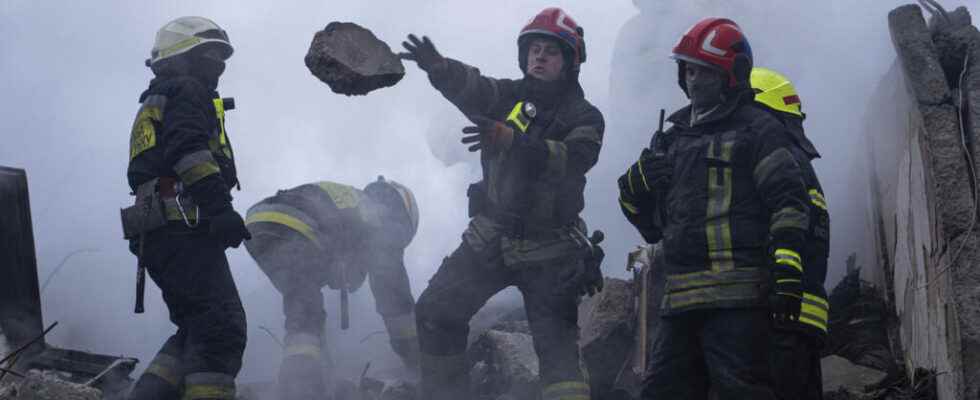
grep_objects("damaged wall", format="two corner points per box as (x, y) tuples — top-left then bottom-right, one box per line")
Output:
(866, 4), (980, 400)
(0, 166), (45, 358)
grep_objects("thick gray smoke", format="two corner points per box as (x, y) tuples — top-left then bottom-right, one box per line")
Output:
(0, 0), (926, 383)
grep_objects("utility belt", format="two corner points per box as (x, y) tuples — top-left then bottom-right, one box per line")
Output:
(121, 177), (202, 239)
(483, 207), (571, 241)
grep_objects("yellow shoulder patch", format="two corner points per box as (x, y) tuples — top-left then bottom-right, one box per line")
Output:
(317, 181), (361, 209)
(130, 106), (162, 160)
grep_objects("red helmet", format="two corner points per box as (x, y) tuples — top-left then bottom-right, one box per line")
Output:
(672, 18), (753, 87)
(518, 7), (586, 72)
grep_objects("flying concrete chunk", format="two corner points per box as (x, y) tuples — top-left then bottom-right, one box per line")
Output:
(305, 22), (405, 96)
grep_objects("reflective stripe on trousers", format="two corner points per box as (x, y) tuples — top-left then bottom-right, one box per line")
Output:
(183, 372), (235, 400)
(542, 380), (590, 400)
(144, 352), (181, 387)
(283, 332), (322, 359)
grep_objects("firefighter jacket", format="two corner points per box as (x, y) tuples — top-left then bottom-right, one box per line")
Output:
(778, 113), (830, 340)
(429, 59), (603, 228)
(629, 90), (811, 315)
(426, 59), (603, 267)
(244, 181), (412, 291)
(127, 75), (237, 218)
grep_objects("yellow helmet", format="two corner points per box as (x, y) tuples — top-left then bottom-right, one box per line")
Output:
(750, 67), (803, 117)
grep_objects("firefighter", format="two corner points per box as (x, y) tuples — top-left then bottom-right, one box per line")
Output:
(400, 7), (605, 400)
(124, 17), (249, 400)
(617, 18), (810, 398)
(751, 67), (830, 400)
(243, 177), (420, 400)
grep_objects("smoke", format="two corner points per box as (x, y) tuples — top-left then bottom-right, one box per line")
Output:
(0, 0), (933, 384)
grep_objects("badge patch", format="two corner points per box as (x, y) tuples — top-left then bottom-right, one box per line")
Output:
(130, 107), (162, 160)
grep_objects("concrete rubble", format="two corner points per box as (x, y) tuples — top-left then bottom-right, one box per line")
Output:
(821, 355), (890, 397)
(0, 370), (102, 400)
(305, 22), (405, 96)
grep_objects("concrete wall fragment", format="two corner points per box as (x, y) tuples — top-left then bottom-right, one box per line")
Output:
(0, 167), (44, 358)
(865, 4), (980, 400)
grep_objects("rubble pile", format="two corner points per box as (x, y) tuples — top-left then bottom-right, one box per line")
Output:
(0, 370), (102, 400)
(305, 22), (405, 96)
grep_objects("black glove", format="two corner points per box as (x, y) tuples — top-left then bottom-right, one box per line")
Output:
(399, 34), (447, 73)
(461, 115), (517, 153)
(618, 148), (672, 209)
(769, 248), (804, 324)
(209, 207), (251, 249)
(561, 231), (606, 297)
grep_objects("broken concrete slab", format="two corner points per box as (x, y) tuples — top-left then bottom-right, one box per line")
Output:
(468, 330), (539, 400)
(890, 5), (973, 241)
(0, 370), (102, 400)
(0, 167), (45, 359)
(890, 5), (953, 106)
(305, 22), (405, 96)
(821, 355), (888, 396)
(379, 379), (416, 400)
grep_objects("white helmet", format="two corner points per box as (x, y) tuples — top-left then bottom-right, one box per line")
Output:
(148, 16), (233, 67)
(365, 176), (420, 240)
(387, 179), (420, 238)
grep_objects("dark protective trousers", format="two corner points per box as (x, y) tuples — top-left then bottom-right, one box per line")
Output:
(416, 242), (585, 400)
(641, 308), (776, 400)
(129, 224), (247, 400)
(771, 330), (824, 400)
(246, 228), (417, 400)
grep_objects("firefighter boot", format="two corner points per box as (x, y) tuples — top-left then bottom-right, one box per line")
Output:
(279, 332), (328, 400)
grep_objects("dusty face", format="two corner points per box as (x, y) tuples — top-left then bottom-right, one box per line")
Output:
(684, 62), (725, 107)
(525, 38), (565, 82)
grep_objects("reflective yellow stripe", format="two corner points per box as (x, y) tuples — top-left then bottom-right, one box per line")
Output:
(542, 381), (590, 400)
(317, 181), (361, 209)
(798, 292), (829, 331)
(210, 98), (232, 159)
(776, 278), (801, 284)
(245, 211), (319, 245)
(144, 353), (181, 387)
(706, 140), (734, 272)
(809, 188), (828, 210)
(506, 101), (530, 133)
(668, 281), (761, 310)
(771, 207), (809, 232)
(159, 37), (203, 59)
(213, 98), (227, 145)
(774, 248), (803, 273)
(637, 161), (651, 191)
(799, 314), (828, 332)
(183, 373), (235, 400)
(284, 344), (322, 358)
(183, 385), (235, 400)
(619, 198), (639, 215)
(179, 162), (221, 185)
(804, 292), (829, 309)
(627, 164), (637, 194)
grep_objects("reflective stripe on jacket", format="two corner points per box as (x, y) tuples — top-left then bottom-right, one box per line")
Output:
(650, 93), (810, 315)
